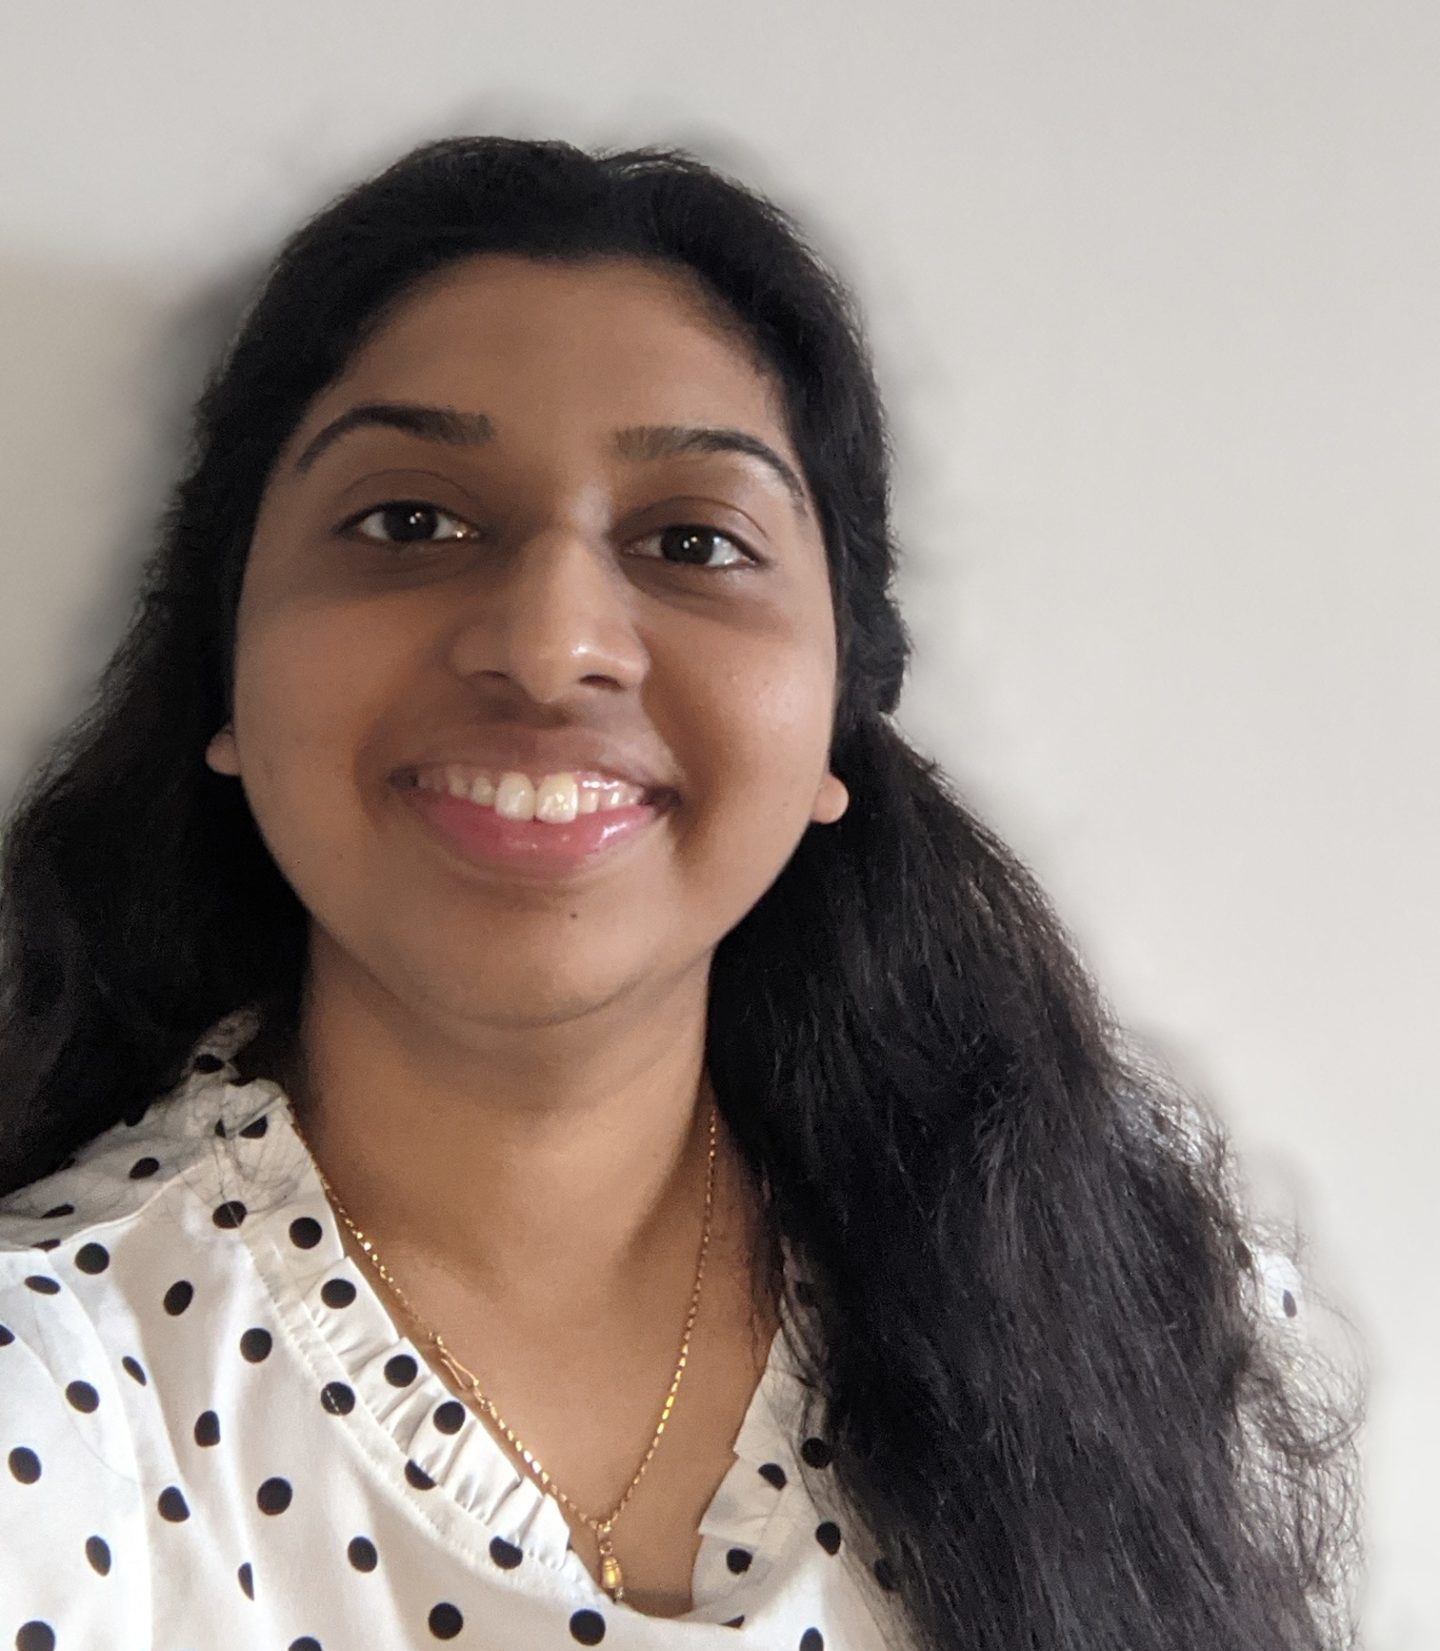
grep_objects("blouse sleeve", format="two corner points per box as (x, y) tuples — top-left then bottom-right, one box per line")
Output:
(1, 1262), (151, 1651)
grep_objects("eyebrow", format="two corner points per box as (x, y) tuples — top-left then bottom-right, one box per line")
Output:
(291, 400), (811, 519)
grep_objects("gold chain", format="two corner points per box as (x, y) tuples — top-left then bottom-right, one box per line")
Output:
(286, 1097), (719, 1606)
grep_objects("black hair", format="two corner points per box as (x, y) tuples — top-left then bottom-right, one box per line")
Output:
(0, 135), (1364, 1649)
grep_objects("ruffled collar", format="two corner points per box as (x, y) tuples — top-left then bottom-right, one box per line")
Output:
(186, 1008), (822, 1623)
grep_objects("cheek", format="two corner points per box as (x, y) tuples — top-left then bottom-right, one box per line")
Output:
(230, 605), (405, 853)
(671, 644), (837, 880)
(702, 613), (835, 770)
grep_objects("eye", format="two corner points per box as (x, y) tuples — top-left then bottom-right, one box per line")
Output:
(339, 499), (759, 569)
(629, 523), (756, 571)
(340, 500), (475, 547)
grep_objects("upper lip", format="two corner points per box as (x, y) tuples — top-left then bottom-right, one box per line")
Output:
(391, 732), (678, 799)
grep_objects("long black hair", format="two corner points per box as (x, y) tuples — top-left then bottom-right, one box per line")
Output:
(0, 135), (1364, 1650)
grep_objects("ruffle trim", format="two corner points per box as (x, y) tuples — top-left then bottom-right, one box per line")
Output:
(187, 1008), (827, 1622)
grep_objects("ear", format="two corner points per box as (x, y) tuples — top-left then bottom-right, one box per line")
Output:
(811, 770), (849, 826)
(205, 724), (241, 777)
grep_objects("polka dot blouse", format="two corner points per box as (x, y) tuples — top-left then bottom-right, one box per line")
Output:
(0, 1012), (907, 1650)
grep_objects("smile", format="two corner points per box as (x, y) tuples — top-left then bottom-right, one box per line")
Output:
(394, 767), (673, 879)
(400, 764), (660, 825)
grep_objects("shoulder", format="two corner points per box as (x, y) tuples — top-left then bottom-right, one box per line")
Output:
(0, 1014), (290, 1647)
(0, 1006), (299, 1420)
(0, 1005), (293, 1257)
(1, 1243), (154, 1647)
(1248, 1242), (1306, 1325)
(0, 1063), (231, 1473)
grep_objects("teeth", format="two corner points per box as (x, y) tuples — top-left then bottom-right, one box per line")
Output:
(534, 774), (578, 824)
(494, 773), (536, 821)
(415, 766), (648, 823)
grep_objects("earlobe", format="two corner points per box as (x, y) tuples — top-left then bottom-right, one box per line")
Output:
(205, 725), (241, 777)
(812, 772), (849, 826)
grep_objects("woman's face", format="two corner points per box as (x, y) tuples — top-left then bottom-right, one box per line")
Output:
(207, 253), (847, 1031)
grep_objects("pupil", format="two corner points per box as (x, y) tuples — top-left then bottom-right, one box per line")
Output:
(384, 502), (436, 540)
(664, 526), (716, 565)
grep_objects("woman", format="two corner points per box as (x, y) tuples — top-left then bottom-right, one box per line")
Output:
(0, 136), (1362, 1650)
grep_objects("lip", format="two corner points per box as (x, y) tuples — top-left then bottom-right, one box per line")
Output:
(396, 775), (671, 879)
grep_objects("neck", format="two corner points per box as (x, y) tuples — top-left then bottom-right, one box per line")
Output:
(263, 944), (770, 1337)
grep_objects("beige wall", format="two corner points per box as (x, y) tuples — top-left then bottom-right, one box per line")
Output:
(1, 3), (1432, 1642)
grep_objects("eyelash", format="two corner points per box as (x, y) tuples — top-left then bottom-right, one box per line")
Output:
(336, 499), (762, 571)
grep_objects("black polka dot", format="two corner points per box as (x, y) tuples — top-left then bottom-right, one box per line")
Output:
(428, 1602), (464, 1639)
(163, 1280), (195, 1316)
(157, 1485), (190, 1522)
(34, 1238), (61, 1252)
(213, 1199), (247, 1229)
(214, 1119), (227, 1137)
(65, 1380), (99, 1413)
(194, 1410), (221, 1446)
(289, 1216), (323, 1249)
(759, 1461), (787, 1489)
(240, 1328), (272, 1362)
(257, 1476), (293, 1514)
(1283, 1289), (1297, 1318)
(9, 1446), (41, 1483)
(569, 1609), (607, 1645)
(74, 1242), (111, 1273)
(238, 1560), (254, 1598)
(726, 1546), (752, 1573)
(793, 1278), (817, 1306)
(129, 1156), (160, 1179)
(289, 1638), (322, 1650)
(405, 1459), (436, 1490)
(874, 1556), (898, 1591)
(85, 1534), (111, 1574)
(42, 1203), (74, 1219)
(193, 1053), (225, 1073)
(723, 1618), (745, 1629)
(239, 1114), (269, 1139)
(801, 1436), (833, 1468)
(122, 1101), (150, 1127)
(489, 1535), (523, 1569)
(815, 1520), (842, 1554)
(320, 1278), (356, 1309)
(347, 1535), (378, 1572)
(384, 1353), (418, 1387)
(0, 1322), (12, 1345)
(15, 1623), (55, 1651)
(122, 1355), (147, 1385)
(24, 1275), (60, 1295)
(433, 1400), (465, 1434)
(800, 1631), (824, 1651)
(321, 1382), (356, 1416)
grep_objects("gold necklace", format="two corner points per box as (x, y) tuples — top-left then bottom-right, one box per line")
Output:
(286, 1097), (720, 1606)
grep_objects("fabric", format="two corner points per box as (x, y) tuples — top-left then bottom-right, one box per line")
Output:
(0, 1012), (904, 1651)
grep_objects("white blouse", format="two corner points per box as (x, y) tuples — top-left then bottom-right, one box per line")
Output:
(0, 1012), (906, 1651)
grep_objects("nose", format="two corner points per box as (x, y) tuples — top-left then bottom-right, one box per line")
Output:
(445, 523), (649, 706)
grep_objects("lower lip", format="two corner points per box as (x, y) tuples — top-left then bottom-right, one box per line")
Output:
(398, 782), (668, 877)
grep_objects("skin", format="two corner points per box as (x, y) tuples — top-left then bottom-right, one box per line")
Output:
(205, 252), (847, 1615)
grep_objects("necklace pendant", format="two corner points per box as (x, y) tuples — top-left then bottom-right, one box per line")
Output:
(600, 1550), (624, 1600)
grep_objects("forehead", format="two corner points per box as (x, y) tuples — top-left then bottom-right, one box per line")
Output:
(305, 254), (784, 435)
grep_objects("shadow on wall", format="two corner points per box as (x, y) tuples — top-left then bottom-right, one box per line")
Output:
(0, 254), (263, 813)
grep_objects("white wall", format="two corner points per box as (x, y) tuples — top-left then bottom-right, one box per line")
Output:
(1, 3), (1432, 1643)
